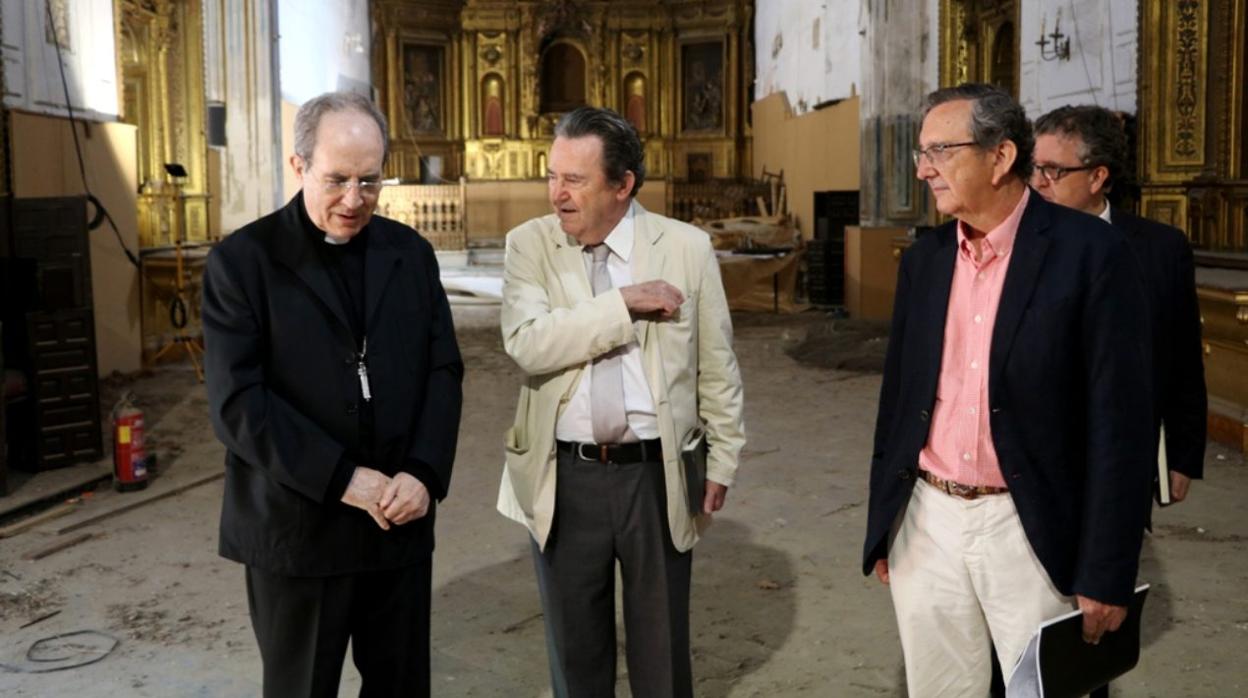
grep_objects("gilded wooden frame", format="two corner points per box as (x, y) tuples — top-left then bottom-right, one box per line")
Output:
(938, 0), (1020, 95)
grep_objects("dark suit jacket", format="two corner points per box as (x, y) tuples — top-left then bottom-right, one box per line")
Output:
(862, 191), (1155, 606)
(1114, 208), (1207, 479)
(203, 194), (463, 576)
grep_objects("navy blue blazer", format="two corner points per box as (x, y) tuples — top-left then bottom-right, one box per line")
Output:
(862, 191), (1155, 606)
(1114, 208), (1207, 479)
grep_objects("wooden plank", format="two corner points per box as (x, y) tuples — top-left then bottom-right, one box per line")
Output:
(755, 195), (770, 217)
(0, 500), (80, 539)
(51, 471), (223, 535)
(23, 532), (93, 561)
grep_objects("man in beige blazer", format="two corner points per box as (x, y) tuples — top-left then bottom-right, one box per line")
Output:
(498, 107), (745, 697)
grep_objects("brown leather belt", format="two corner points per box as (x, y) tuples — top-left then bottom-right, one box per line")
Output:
(558, 439), (663, 464)
(918, 468), (1009, 500)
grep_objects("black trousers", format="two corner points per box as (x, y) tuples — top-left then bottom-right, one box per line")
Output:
(245, 559), (432, 698)
(533, 449), (693, 698)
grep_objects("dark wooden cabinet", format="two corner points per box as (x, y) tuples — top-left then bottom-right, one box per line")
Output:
(2, 196), (102, 474)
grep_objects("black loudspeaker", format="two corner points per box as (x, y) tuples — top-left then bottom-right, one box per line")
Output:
(207, 102), (227, 147)
(809, 191), (860, 306)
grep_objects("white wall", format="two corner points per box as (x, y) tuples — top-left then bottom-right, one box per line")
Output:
(2, 0), (119, 121)
(1019, 0), (1137, 116)
(755, 0), (863, 112)
(278, 0), (372, 104)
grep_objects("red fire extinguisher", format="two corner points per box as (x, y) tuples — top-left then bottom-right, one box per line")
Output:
(112, 392), (150, 491)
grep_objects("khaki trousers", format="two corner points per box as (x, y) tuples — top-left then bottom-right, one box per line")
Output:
(888, 478), (1075, 698)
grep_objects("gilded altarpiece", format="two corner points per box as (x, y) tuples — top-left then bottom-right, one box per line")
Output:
(118, 0), (209, 247)
(371, 0), (753, 183)
(116, 0), (210, 361)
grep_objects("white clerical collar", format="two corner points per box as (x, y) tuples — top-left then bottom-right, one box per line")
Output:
(600, 203), (636, 262)
(1097, 200), (1112, 224)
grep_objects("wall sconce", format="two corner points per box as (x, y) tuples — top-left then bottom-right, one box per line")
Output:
(1036, 10), (1071, 62)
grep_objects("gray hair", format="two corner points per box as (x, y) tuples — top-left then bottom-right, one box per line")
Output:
(293, 91), (389, 166)
(923, 83), (1034, 180)
(1034, 105), (1128, 190)
(553, 107), (646, 197)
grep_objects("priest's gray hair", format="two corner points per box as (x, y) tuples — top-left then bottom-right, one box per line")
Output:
(293, 91), (389, 166)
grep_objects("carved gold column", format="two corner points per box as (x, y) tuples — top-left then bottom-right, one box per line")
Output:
(119, 0), (209, 249)
(1138, 0), (1209, 231)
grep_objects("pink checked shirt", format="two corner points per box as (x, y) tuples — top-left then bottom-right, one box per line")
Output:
(918, 188), (1030, 488)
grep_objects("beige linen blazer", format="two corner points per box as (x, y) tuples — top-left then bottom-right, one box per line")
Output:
(497, 202), (746, 553)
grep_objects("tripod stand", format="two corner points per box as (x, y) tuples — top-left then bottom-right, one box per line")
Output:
(149, 165), (204, 382)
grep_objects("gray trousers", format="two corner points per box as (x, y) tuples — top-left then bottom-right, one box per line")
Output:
(533, 449), (693, 698)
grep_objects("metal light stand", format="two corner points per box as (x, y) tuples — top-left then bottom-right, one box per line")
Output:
(149, 163), (204, 382)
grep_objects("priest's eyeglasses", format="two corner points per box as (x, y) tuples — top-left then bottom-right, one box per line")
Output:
(912, 141), (977, 167)
(318, 175), (384, 197)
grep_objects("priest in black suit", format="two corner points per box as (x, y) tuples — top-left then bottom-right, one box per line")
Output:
(203, 91), (462, 698)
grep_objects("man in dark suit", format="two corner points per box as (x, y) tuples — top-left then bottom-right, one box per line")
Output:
(203, 91), (462, 697)
(1032, 104), (1207, 500)
(862, 84), (1155, 697)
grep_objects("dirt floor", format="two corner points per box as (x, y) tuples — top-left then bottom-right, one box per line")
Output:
(1, 306), (1245, 696)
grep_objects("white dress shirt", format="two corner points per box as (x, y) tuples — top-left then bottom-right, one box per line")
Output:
(1098, 200), (1112, 223)
(555, 205), (660, 442)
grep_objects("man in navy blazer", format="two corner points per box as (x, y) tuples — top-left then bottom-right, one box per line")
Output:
(1032, 105), (1207, 500)
(862, 84), (1155, 696)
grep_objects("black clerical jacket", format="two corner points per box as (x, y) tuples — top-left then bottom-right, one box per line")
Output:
(862, 192), (1155, 606)
(203, 193), (463, 576)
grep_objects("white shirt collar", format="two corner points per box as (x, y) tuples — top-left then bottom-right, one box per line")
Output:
(600, 203), (636, 262)
(1097, 200), (1112, 224)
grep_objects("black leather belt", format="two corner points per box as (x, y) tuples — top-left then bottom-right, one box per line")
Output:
(558, 439), (663, 464)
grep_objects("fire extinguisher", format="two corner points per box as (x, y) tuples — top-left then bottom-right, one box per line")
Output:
(112, 392), (150, 491)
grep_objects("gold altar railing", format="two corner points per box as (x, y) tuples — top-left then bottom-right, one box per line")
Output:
(376, 177), (468, 251)
(1188, 180), (1248, 256)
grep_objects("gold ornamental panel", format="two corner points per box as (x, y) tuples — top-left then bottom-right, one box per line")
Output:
(1187, 181), (1248, 252)
(1139, 187), (1189, 233)
(464, 139), (545, 180)
(1139, 0), (1209, 183)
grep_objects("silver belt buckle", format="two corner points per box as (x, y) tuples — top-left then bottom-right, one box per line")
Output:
(574, 442), (606, 463)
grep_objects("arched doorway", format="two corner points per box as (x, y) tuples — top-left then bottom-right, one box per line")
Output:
(540, 41), (587, 113)
(989, 21), (1016, 93)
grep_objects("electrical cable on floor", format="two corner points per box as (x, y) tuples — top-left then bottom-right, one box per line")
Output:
(0, 629), (120, 673)
(44, 0), (140, 269)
